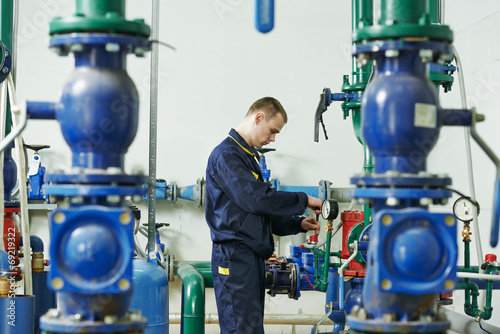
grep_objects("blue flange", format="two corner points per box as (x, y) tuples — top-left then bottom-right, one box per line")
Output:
(351, 187), (451, 200)
(47, 206), (134, 294)
(372, 208), (457, 294)
(0, 43), (12, 83)
(347, 316), (449, 333)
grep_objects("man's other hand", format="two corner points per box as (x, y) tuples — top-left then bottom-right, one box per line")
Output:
(301, 217), (320, 233)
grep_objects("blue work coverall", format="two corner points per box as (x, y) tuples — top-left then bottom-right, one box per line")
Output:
(205, 128), (309, 333)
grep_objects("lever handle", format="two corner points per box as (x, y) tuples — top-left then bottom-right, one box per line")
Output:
(314, 88), (330, 142)
(255, 0), (274, 33)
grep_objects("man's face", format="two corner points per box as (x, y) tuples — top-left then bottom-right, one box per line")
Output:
(253, 112), (285, 148)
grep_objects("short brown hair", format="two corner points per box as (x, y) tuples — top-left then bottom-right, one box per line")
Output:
(246, 97), (288, 123)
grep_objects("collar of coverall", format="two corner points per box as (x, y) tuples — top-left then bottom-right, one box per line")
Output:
(228, 128), (261, 162)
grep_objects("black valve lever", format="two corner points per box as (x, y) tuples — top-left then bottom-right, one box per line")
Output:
(314, 88), (330, 142)
(25, 144), (50, 153)
(142, 222), (170, 230)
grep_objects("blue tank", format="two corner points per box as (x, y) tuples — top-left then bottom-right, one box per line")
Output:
(130, 259), (169, 334)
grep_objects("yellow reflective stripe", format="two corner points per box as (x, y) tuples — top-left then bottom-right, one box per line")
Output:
(218, 266), (230, 275)
(228, 135), (255, 157)
(252, 171), (259, 180)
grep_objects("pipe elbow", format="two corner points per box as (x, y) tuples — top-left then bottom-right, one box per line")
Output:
(177, 264), (205, 316)
(20, 235), (44, 252)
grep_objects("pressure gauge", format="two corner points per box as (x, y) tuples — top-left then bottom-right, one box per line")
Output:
(321, 199), (339, 221)
(453, 196), (480, 222)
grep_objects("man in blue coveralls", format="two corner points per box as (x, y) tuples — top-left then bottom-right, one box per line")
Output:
(206, 97), (323, 333)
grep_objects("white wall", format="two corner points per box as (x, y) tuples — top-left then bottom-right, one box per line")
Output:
(13, 0), (500, 332)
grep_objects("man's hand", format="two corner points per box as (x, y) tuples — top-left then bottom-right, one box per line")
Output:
(301, 217), (320, 234)
(307, 196), (322, 215)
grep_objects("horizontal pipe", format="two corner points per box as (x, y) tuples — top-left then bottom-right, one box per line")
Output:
(279, 186), (320, 198)
(169, 313), (334, 325)
(329, 187), (353, 203)
(26, 101), (56, 120)
(457, 272), (500, 281)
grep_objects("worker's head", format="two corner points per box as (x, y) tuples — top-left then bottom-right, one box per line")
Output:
(245, 97), (287, 148)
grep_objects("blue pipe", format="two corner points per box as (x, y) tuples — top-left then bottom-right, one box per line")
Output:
(20, 235), (44, 253)
(255, 0), (274, 33)
(279, 186), (320, 198)
(180, 185), (196, 202)
(26, 101), (57, 120)
(0, 250), (9, 272)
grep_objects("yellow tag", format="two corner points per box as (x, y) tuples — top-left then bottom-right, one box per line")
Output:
(218, 266), (230, 275)
(252, 171), (259, 180)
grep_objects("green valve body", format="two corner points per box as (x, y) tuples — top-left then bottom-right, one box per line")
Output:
(50, 0), (150, 37)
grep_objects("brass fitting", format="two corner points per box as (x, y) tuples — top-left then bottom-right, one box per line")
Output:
(0, 276), (10, 296)
(462, 225), (472, 242)
(325, 221), (333, 234)
(32, 252), (45, 273)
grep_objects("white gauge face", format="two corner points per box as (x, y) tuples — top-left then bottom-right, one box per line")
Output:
(321, 200), (330, 220)
(321, 199), (339, 220)
(453, 197), (475, 222)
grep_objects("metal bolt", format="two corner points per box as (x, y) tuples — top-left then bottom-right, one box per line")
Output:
(46, 309), (60, 319)
(419, 198), (430, 206)
(386, 197), (399, 207)
(418, 171), (432, 177)
(107, 195), (121, 204)
(356, 198), (366, 205)
(118, 278), (131, 291)
(51, 277), (64, 290)
(419, 49), (433, 62)
(350, 305), (360, 317)
(358, 308), (367, 320)
(441, 198), (449, 205)
(129, 310), (143, 322)
(119, 211), (132, 225)
(445, 216), (456, 227)
(4, 51), (8, 57)
(444, 279), (455, 290)
(385, 170), (401, 177)
(70, 196), (84, 204)
(362, 235), (370, 241)
(70, 44), (84, 53)
(134, 47), (145, 57)
(105, 43), (120, 52)
(2, 67), (8, 73)
(381, 278), (392, 290)
(382, 215), (393, 226)
(385, 49), (399, 58)
(53, 212), (66, 224)
(132, 195), (142, 203)
(382, 313), (395, 323)
(69, 314), (82, 322)
(104, 315), (118, 324)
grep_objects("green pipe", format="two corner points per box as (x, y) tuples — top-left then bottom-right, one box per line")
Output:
(1, 0), (13, 135)
(177, 263), (206, 334)
(76, 0), (125, 17)
(321, 231), (333, 291)
(458, 281), (480, 317)
(379, 0), (426, 25)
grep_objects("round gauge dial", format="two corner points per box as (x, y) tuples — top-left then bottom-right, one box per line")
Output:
(453, 196), (479, 222)
(321, 199), (339, 221)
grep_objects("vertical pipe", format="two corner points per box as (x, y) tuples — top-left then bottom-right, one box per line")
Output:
(0, 81), (6, 251)
(1, 0), (13, 135)
(148, 0), (160, 259)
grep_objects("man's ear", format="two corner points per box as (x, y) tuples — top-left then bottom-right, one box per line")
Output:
(255, 112), (265, 124)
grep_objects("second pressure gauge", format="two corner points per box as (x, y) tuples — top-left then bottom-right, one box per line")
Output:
(321, 199), (339, 221)
(453, 196), (480, 222)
